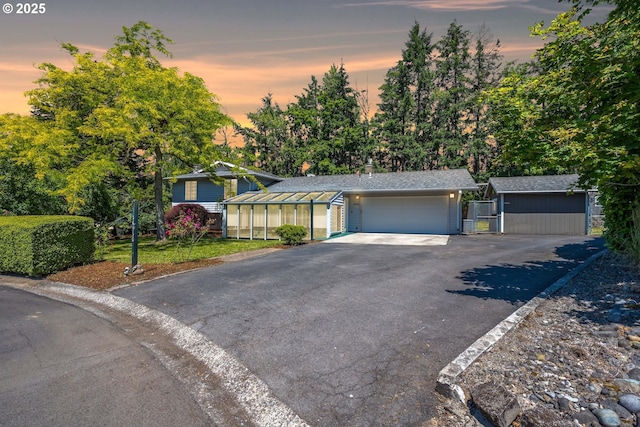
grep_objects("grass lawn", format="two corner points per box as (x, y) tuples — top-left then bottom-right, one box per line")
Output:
(100, 236), (284, 264)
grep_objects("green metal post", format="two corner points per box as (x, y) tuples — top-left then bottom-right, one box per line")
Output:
(132, 200), (139, 267)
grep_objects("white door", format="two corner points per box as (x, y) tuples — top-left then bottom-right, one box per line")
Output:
(360, 195), (448, 234)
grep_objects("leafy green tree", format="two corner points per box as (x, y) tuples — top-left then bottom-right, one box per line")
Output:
(485, 0), (640, 261)
(288, 75), (322, 152)
(0, 159), (67, 215)
(25, 22), (231, 239)
(314, 63), (366, 174)
(0, 114), (70, 214)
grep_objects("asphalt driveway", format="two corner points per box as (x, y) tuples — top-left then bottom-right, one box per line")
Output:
(115, 234), (604, 426)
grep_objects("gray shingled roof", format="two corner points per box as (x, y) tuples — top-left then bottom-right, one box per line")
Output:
(488, 174), (583, 193)
(266, 169), (477, 193)
(171, 163), (282, 182)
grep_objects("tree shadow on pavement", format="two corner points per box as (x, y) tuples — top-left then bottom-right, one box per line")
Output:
(448, 237), (606, 306)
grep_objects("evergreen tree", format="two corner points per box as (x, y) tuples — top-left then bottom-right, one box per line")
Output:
(468, 25), (503, 181)
(402, 22), (438, 170)
(241, 64), (368, 176)
(433, 21), (472, 169)
(314, 63), (364, 174)
(373, 22), (437, 171)
(373, 61), (417, 171)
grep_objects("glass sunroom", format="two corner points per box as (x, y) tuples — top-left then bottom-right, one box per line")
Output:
(223, 191), (345, 240)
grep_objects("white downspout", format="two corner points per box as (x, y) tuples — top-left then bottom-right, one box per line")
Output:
(500, 194), (505, 234)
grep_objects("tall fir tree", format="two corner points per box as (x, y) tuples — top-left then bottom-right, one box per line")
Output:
(373, 61), (416, 171)
(433, 21), (472, 169)
(373, 22), (437, 171)
(468, 25), (503, 181)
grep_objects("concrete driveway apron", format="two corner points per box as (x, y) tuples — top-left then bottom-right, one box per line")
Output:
(114, 234), (605, 426)
(325, 233), (449, 246)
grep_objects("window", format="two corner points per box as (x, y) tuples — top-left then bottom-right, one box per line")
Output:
(331, 204), (344, 234)
(267, 205), (280, 239)
(185, 181), (197, 201)
(224, 179), (238, 198)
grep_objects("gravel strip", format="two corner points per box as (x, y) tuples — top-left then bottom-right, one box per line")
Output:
(433, 252), (640, 426)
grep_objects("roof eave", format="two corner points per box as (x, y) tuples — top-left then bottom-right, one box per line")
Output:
(492, 189), (587, 194)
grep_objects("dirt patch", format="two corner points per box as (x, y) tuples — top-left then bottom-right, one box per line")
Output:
(48, 259), (224, 291)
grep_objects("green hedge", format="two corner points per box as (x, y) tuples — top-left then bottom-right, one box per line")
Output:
(0, 216), (95, 276)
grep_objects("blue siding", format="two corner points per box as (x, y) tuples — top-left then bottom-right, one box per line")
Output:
(172, 178), (224, 203)
(237, 179), (256, 194)
(198, 179), (225, 202)
(172, 175), (280, 206)
(236, 177), (279, 193)
(172, 181), (186, 203)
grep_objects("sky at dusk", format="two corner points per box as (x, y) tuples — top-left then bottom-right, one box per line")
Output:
(0, 0), (610, 126)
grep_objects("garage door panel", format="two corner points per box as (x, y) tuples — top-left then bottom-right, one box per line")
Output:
(360, 196), (448, 234)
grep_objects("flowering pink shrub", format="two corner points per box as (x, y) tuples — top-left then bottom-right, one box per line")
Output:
(164, 208), (213, 262)
(164, 203), (208, 226)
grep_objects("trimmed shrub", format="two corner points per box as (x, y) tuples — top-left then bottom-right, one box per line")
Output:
(0, 216), (95, 276)
(274, 224), (308, 246)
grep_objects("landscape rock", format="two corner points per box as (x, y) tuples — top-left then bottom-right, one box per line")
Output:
(470, 382), (520, 427)
(628, 368), (640, 381)
(613, 378), (640, 395)
(519, 405), (568, 427)
(602, 399), (633, 422)
(430, 253), (640, 426)
(619, 394), (640, 413)
(593, 408), (621, 427)
(573, 409), (601, 426)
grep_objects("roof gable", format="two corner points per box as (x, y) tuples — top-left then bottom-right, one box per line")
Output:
(170, 162), (282, 182)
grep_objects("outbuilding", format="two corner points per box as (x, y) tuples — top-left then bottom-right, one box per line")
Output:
(486, 174), (592, 235)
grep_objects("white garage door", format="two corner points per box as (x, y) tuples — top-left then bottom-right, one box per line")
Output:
(360, 195), (449, 234)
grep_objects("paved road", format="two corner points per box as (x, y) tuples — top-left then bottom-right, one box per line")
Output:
(115, 234), (605, 426)
(0, 286), (215, 427)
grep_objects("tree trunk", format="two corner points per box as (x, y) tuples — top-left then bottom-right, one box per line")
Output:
(154, 145), (166, 241)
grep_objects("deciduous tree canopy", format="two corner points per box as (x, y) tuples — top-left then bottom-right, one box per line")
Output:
(485, 0), (640, 260)
(1, 22), (232, 239)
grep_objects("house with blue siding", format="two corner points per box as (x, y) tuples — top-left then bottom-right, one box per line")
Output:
(169, 162), (282, 214)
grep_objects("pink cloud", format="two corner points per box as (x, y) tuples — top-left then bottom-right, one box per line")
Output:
(339, 0), (523, 12)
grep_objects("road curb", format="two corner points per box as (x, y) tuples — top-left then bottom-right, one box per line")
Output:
(435, 249), (608, 401)
(1, 278), (310, 427)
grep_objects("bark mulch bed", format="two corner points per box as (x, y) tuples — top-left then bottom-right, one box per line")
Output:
(48, 259), (224, 291)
